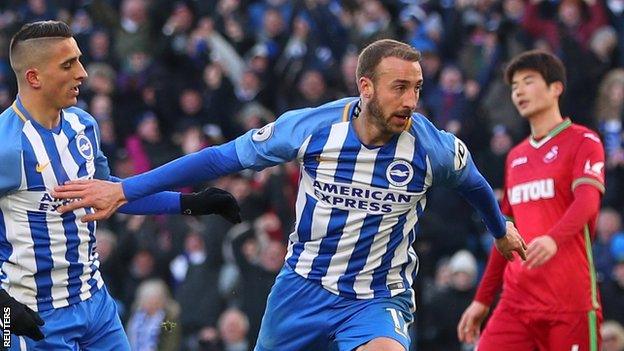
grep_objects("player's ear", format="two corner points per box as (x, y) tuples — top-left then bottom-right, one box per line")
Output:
(25, 68), (42, 89)
(359, 77), (374, 99)
(550, 81), (564, 98)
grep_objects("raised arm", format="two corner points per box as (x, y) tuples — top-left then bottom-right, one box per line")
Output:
(114, 178), (241, 224)
(53, 101), (349, 221)
(53, 141), (243, 221)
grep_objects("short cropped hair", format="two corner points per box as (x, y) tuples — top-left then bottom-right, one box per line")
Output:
(504, 50), (566, 89)
(9, 21), (73, 72)
(356, 39), (421, 82)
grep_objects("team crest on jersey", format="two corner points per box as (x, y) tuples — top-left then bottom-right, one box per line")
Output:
(386, 160), (413, 187)
(76, 134), (94, 160)
(543, 145), (558, 163)
(252, 122), (275, 142)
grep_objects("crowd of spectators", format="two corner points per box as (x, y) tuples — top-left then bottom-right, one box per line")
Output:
(1, 0), (623, 350)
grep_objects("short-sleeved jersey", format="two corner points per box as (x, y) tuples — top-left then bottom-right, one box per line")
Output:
(500, 119), (604, 312)
(235, 97), (473, 302)
(0, 98), (109, 312)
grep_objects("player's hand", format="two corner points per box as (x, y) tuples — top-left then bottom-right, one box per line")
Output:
(457, 300), (489, 344)
(0, 290), (44, 341)
(180, 187), (242, 223)
(494, 222), (527, 261)
(53, 179), (127, 222)
(524, 235), (558, 269)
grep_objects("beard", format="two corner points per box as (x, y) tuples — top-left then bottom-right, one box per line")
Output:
(367, 94), (414, 134)
(368, 94), (391, 133)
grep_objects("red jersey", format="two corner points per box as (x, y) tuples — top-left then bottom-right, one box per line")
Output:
(500, 119), (604, 313)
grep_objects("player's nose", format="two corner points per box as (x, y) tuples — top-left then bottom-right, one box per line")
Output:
(76, 61), (88, 81)
(402, 89), (418, 111)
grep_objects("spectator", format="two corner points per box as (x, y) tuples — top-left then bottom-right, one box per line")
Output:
(337, 49), (359, 97)
(171, 231), (223, 349)
(288, 69), (335, 110)
(2, 1), (624, 348)
(602, 320), (624, 351)
(127, 279), (181, 351)
(424, 64), (472, 134)
(88, 0), (155, 61)
(218, 308), (250, 351)
(94, 228), (125, 306)
(421, 250), (478, 351)
(125, 111), (180, 175)
(229, 221), (286, 346)
(605, 0), (624, 66)
(594, 208), (624, 282)
(595, 69), (624, 168)
(85, 29), (117, 68)
(475, 125), (514, 195)
(351, 0), (396, 47)
(522, 0), (608, 52)
(600, 237), (624, 325)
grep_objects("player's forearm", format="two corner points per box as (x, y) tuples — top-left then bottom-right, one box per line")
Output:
(456, 164), (506, 238)
(546, 184), (601, 246)
(474, 246), (507, 306)
(121, 141), (243, 201)
(110, 176), (181, 214)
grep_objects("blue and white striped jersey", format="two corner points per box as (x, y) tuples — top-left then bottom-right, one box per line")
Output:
(0, 98), (109, 312)
(234, 97), (473, 301)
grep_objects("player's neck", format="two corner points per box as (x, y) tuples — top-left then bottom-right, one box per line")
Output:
(19, 92), (62, 129)
(528, 107), (564, 141)
(354, 110), (393, 146)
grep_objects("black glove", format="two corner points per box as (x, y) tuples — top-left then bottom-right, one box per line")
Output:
(180, 187), (242, 223)
(0, 290), (44, 341)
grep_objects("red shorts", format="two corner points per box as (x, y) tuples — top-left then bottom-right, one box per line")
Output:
(477, 301), (602, 351)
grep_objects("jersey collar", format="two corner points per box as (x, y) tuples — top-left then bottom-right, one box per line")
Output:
(528, 118), (571, 149)
(11, 97), (29, 123)
(12, 96), (65, 134)
(342, 98), (361, 122)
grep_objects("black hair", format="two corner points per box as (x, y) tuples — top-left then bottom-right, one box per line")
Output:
(10, 21), (73, 54)
(505, 50), (566, 89)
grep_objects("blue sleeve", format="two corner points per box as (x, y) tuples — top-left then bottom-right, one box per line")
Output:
(417, 116), (505, 238)
(234, 109), (310, 170)
(455, 161), (506, 238)
(122, 141), (244, 201)
(122, 105), (324, 201)
(0, 152), (20, 197)
(428, 129), (473, 187)
(89, 114), (111, 181)
(0, 111), (24, 197)
(109, 176), (180, 215)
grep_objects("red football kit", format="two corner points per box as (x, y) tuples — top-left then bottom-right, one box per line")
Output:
(475, 120), (604, 351)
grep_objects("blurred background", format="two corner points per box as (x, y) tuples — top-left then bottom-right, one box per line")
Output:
(1, 0), (623, 350)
